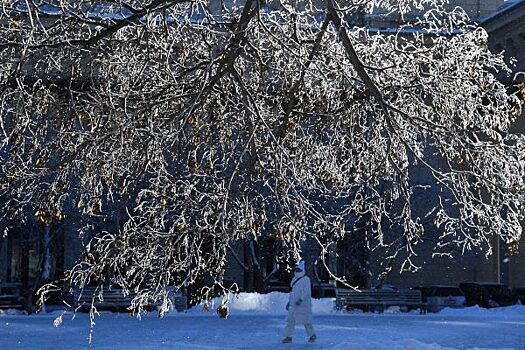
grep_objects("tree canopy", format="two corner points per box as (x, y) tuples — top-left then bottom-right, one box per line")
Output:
(0, 0), (524, 314)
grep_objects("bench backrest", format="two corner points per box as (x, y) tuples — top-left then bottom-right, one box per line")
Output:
(73, 286), (134, 306)
(336, 288), (422, 305)
(71, 286), (187, 311)
(0, 285), (22, 298)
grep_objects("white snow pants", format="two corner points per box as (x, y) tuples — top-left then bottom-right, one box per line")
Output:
(283, 317), (315, 338)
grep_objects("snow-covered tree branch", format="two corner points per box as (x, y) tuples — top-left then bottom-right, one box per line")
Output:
(0, 0), (523, 314)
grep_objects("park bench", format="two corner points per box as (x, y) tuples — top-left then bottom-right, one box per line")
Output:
(312, 283), (336, 298)
(335, 288), (426, 314)
(72, 286), (134, 311)
(72, 286), (187, 312)
(0, 283), (25, 309)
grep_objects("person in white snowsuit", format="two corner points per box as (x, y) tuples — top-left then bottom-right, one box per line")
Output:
(282, 260), (316, 343)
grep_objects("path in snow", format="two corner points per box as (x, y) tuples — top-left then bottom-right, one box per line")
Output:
(1, 307), (524, 350)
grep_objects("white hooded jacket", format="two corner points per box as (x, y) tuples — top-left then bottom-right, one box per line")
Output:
(287, 260), (313, 324)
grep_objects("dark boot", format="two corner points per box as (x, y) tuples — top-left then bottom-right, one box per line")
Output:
(281, 336), (292, 343)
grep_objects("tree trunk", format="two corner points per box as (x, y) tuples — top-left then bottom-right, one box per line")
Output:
(0, 218), (4, 281)
(31, 224), (52, 313)
(243, 241), (254, 292)
(41, 225), (51, 281)
(20, 239), (31, 314)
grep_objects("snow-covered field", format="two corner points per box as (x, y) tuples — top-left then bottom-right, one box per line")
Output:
(1, 292), (524, 350)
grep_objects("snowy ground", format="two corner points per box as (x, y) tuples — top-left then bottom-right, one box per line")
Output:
(1, 292), (524, 350)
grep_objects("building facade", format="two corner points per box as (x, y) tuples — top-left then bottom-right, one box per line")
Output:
(483, 0), (525, 287)
(372, 0), (525, 289)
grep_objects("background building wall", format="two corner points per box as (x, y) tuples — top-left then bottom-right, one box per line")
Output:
(224, 241), (246, 291)
(372, 242), (503, 288)
(483, 0), (525, 289)
(0, 239), (7, 283)
(448, 0), (503, 20)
